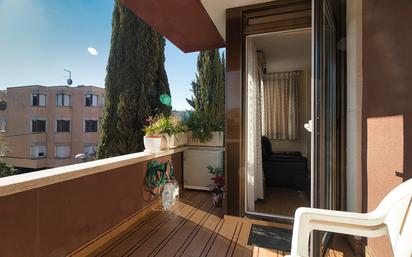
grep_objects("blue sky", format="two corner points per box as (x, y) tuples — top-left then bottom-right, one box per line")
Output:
(0, 0), (197, 110)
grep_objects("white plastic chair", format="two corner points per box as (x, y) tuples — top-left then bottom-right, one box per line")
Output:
(286, 178), (412, 257)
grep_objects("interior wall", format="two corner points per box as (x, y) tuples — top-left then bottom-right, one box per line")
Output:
(270, 70), (311, 164)
(362, 0), (412, 256)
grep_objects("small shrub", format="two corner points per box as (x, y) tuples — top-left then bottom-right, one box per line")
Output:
(0, 160), (16, 178)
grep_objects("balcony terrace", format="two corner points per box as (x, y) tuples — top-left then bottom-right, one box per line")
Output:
(0, 147), (354, 257)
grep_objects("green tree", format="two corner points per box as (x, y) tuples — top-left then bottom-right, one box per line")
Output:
(0, 136), (15, 178)
(98, 0), (171, 158)
(0, 161), (15, 178)
(186, 49), (225, 131)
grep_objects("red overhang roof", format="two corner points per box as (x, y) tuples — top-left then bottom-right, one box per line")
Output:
(121, 0), (225, 52)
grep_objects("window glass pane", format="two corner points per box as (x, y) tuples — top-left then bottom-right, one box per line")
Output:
(57, 94), (63, 106)
(32, 94), (39, 106)
(0, 119), (6, 132)
(56, 120), (70, 132)
(85, 120), (97, 132)
(31, 145), (46, 158)
(64, 94), (71, 106)
(84, 145), (97, 154)
(93, 95), (98, 106)
(100, 95), (105, 107)
(39, 94), (46, 106)
(56, 145), (71, 158)
(85, 94), (92, 106)
(32, 120), (46, 132)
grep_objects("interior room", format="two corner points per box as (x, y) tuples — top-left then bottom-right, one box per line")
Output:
(245, 29), (312, 218)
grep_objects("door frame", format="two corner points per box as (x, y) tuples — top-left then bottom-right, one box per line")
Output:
(225, 0), (347, 247)
(243, 28), (312, 222)
(312, 0), (347, 255)
(225, 0), (312, 219)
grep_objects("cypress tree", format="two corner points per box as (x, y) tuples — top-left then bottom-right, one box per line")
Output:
(98, 0), (171, 158)
(186, 49), (225, 130)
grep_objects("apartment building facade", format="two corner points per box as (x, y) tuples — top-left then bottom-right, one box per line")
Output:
(0, 85), (104, 169)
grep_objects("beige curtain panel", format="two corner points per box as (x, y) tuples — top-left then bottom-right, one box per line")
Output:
(262, 71), (299, 140)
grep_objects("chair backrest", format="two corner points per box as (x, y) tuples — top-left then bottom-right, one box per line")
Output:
(373, 178), (412, 257)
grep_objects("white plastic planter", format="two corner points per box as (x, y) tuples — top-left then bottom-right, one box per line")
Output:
(143, 136), (162, 153)
(162, 132), (188, 149)
(187, 131), (224, 147)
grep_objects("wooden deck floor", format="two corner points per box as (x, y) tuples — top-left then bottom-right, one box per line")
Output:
(85, 190), (353, 257)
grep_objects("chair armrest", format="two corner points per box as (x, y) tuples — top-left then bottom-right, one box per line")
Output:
(288, 207), (387, 257)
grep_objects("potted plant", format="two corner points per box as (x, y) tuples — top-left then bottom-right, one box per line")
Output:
(208, 165), (224, 207)
(187, 111), (224, 147)
(160, 116), (188, 149)
(143, 116), (162, 153)
(144, 114), (188, 151)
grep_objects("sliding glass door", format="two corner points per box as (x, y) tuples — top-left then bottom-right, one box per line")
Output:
(313, 0), (345, 255)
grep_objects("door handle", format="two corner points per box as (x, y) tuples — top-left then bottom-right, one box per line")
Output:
(304, 120), (313, 133)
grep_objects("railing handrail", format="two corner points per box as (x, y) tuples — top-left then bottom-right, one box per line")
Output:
(0, 147), (188, 197)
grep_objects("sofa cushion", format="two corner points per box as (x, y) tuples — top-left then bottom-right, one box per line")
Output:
(273, 151), (302, 156)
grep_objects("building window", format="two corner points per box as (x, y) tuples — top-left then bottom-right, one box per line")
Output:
(0, 119), (6, 132)
(32, 94), (46, 106)
(31, 119), (46, 132)
(84, 145), (97, 155)
(85, 120), (98, 132)
(31, 145), (46, 158)
(85, 94), (98, 107)
(56, 119), (70, 132)
(100, 95), (105, 107)
(55, 145), (71, 158)
(56, 94), (71, 107)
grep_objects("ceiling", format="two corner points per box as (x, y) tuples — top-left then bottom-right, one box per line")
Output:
(201, 0), (274, 39)
(121, 0), (225, 52)
(122, 0), (282, 52)
(253, 30), (311, 72)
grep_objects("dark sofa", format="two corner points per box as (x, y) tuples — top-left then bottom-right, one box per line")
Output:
(261, 136), (308, 191)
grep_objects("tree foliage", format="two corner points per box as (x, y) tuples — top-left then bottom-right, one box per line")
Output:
(0, 136), (15, 178)
(98, 0), (171, 158)
(186, 49), (225, 131)
(0, 160), (15, 178)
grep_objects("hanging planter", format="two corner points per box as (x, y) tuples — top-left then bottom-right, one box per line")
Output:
(143, 135), (162, 153)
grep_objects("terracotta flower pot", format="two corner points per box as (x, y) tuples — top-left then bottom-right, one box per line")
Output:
(143, 136), (162, 153)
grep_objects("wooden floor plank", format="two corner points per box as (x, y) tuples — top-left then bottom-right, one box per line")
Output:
(123, 192), (209, 257)
(150, 197), (214, 257)
(180, 207), (225, 257)
(205, 217), (240, 257)
(92, 191), (204, 257)
(88, 190), (355, 257)
(231, 222), (253, 257)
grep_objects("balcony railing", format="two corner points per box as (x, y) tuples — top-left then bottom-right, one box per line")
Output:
(0, 147), (186, 257)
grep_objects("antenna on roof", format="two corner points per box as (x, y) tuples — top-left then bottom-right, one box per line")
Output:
(64, 69), (73, 85)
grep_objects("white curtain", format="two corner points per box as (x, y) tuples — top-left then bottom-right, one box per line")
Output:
(246, 40), (264, 211)
(262, 72), (299, 140)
